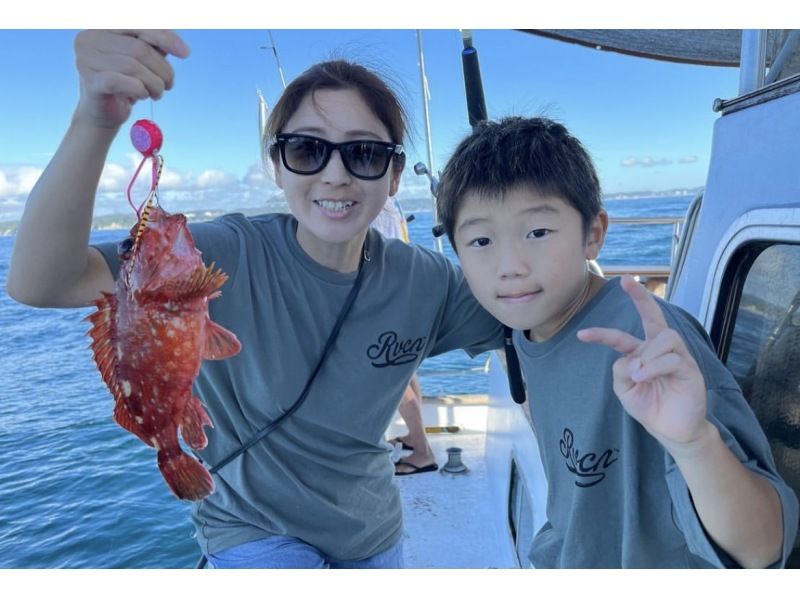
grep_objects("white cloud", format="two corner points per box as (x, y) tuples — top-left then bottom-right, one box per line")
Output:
(0, 165), (44, 197)
(678, 155), (699, 164)
(243, 163), (276, 187)
(158, 168), (186, 190)
(16, 166), (43, 194)
(99, 163), (128, 192)
(620, 157), (674, 168)
(0, 170), (13, 196)
(0, 157), (443, 223)
(196, 169), (236, 188)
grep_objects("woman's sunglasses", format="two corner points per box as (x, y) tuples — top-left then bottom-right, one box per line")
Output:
(272, 133), (404, 180)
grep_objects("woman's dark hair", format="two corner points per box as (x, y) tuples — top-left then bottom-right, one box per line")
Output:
(266, 60), (408, 176)
(437, 116), (603, 249)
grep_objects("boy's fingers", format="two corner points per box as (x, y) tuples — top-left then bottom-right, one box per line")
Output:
(577, 327), (642, 355)
(629, 352), (683, 383)
(620, 275), (669, 340)
(637, 328), (689, 364)
(612, 357), (637, 394)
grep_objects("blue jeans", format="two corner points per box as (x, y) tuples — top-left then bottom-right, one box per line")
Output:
(206, 535), (404, 569)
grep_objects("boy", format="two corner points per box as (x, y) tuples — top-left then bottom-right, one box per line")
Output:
(436, 116), (798, 568)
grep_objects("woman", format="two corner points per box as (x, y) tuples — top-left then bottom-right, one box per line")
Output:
(7, 30), (502, 568)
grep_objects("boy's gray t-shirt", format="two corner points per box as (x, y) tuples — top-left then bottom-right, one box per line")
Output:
(94, 212), (503, 561)
(513, 277), (799, 568)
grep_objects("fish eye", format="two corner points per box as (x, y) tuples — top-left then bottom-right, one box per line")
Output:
(117, 237), (134, 259)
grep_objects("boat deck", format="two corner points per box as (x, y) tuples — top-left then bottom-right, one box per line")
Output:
(388, 394), (517, 568)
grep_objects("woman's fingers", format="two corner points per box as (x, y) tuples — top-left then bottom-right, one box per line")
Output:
(76, 30), (184, 97)
(82, 69), (149, 102)
(88, 52), (168, 99)
(108, 29), (190, 59)
(73, 29), (189, 127)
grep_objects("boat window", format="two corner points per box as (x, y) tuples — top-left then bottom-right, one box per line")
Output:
(508, 459), (535, 568)
(722, 242), (800, 568)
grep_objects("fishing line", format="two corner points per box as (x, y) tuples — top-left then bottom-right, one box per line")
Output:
(124, 120), (164, 283)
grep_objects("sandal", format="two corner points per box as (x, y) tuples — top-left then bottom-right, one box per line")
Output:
(387, 437), (414, 451)
(394, 458), (438, 476)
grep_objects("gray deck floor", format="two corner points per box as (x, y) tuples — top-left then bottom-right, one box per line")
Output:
(388, 396), (517, 568)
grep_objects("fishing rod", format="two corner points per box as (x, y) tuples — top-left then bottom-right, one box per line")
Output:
(460, 29), (488, 130)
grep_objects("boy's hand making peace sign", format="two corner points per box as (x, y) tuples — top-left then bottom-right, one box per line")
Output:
(577, 276), (710, 453)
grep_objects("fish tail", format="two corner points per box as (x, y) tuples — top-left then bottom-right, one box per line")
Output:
(157, 449), (214, 501)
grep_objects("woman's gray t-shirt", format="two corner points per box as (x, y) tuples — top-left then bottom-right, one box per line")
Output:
(94, 212), (503, 560)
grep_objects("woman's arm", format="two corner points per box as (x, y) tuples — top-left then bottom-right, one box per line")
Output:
(7, 30), (189, 308)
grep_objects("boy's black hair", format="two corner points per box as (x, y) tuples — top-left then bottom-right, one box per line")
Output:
(436, 116), (602, 250)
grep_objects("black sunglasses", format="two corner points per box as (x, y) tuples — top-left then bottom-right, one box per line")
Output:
(273, 133), (404, 180)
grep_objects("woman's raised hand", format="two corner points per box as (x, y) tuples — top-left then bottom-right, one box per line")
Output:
(73, 30), (190, 129)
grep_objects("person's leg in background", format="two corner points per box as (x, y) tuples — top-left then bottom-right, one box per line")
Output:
(392, 374), (438, 475)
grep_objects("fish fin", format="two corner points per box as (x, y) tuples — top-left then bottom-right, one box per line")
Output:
(87, 294), (156, 447)
(113, 400), (153, 447)
(179, 396), (213, 450)
(85, 293), (123, 397)
(157, 449), (214, 501)
(187, 262), (229, 299)
(141, 262), (229, 302)
(203, 318), (242, 360)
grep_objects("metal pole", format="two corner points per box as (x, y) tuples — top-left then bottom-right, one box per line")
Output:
(261, 30), (287, 90)
(417, 30), (443, 253)
(766, 30), (800, 84)
(739, 30), (767, 94)
(268, 31), (287, 90)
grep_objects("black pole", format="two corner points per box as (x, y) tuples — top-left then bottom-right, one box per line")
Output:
(461, 31), (488, 130)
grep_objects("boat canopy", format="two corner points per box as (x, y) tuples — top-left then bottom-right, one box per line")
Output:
(522, 30), (799, 71)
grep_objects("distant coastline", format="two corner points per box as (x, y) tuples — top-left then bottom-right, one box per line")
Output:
(0, 206), (289, 237)
(0, 188), (703, 237)
(603, 187), (703, 201)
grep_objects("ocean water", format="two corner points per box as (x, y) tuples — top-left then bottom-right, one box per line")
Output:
(0, 196), (692, 568)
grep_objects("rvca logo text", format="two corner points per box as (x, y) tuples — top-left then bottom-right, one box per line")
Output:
(367, 331), (426, 368)
(559, 427), (619, 488)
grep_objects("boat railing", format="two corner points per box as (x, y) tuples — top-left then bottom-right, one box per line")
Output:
(601, 215), (686, 296)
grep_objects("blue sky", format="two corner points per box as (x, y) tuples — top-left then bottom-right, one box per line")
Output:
(0, 27), (742, 221)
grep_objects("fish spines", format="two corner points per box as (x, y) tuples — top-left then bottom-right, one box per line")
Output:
(85, 292), (121, 395)
(132, 262), (229, 303)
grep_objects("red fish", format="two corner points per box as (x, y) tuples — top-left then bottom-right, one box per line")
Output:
(86, 206), (241, 500)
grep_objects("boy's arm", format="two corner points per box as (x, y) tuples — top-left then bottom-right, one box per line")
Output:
(577, 276), (784, 568)
(6, 30), (189, 308)
(665, 419), (783, 568)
